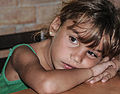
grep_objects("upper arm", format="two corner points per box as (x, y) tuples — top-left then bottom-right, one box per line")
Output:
(11, 45), (45, 77)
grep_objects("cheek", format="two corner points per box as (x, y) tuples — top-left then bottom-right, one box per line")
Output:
(82, 58), (100, 68)
(54, 47), (70, 60)
(51, 41), (70, 61)
(54, 39), (71, 57)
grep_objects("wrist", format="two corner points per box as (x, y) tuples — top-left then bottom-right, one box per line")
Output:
(112, 59), (120, 71)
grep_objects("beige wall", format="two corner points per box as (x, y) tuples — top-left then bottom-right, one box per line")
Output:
(0, 0), (63, 35)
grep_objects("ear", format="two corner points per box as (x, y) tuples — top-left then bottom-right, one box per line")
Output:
(49, 16), (61, 36)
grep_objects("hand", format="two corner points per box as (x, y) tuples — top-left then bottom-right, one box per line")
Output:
(88, 66), (117, 84)
(90, 60), (116, 77)
(87, 57), (118, 84)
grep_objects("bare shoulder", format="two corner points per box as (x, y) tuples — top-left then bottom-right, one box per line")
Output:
(11, 45), (40, 68)
(5, 45), (41, 81)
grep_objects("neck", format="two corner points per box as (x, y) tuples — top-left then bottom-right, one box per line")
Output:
(44, 39), (54, 70)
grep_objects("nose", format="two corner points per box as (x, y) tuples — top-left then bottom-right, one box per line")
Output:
(71, 47), (86, 64)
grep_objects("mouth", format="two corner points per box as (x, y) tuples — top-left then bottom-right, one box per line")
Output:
(62, 62), (76, 69)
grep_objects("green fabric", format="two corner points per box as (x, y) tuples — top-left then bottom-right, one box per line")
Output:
(0, 44), (37, 94)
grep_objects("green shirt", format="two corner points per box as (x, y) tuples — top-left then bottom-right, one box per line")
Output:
(0, 44), (37, 94)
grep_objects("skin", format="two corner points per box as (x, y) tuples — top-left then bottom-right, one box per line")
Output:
(88, 57), (120, 84)
(50, 19), (103, 70)
(5, 17), (119, 94)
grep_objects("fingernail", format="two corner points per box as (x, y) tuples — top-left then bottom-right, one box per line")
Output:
(102, 80), (106, 83)
(90, 81), (94, 84)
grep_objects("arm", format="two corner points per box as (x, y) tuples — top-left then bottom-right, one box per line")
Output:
(11, 46), (114, 94)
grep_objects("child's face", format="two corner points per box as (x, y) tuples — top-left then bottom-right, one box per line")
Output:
(50, 19), (103, 69)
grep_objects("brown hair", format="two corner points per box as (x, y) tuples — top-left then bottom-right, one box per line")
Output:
(58, 0), (120, 59)
(35, 0), (120, 59)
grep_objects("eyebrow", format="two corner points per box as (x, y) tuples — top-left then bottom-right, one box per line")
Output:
(71, 28), (79, 34)
(68, 27), (84, 41)
(67, 25), (78, 33)
(94, 49), (102, 53)
(67, 26), (80, 37)
(67, 26), (102, 53)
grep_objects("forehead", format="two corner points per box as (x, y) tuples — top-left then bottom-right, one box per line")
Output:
(63, 19), (93, 32)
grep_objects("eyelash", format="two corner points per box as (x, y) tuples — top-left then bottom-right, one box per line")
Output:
(69, 36), (79, 45)
(69, 36), (98, 58)
(87, 51), (98, 58)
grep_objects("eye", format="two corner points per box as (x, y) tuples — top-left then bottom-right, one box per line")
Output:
(69, 36), (79, 45)
(87, 50), (98, 58)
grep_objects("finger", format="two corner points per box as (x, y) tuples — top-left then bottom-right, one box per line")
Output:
(86, 77), (94, 82)
(111, 59), (119, 70)
(90, 74), (103, 84)
(102, 76), (109, 83)
(103, 71), (110, 77)
(100, 57), (109, 64)
(103, 61), (116, 69)
(91, 61), (116, 76)
(102, 73), (111, 83)
(110, 61), (116, 68)
(104, 67), (116, 78)
(101, 70), (112, 83)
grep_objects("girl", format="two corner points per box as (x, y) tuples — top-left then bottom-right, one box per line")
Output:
(0, 0), (120, 94)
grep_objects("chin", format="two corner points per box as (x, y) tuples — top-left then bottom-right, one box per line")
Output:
(54, 65), (64, 70)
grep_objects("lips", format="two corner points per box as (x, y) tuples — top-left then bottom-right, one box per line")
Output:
(63, 62), (76, 69)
